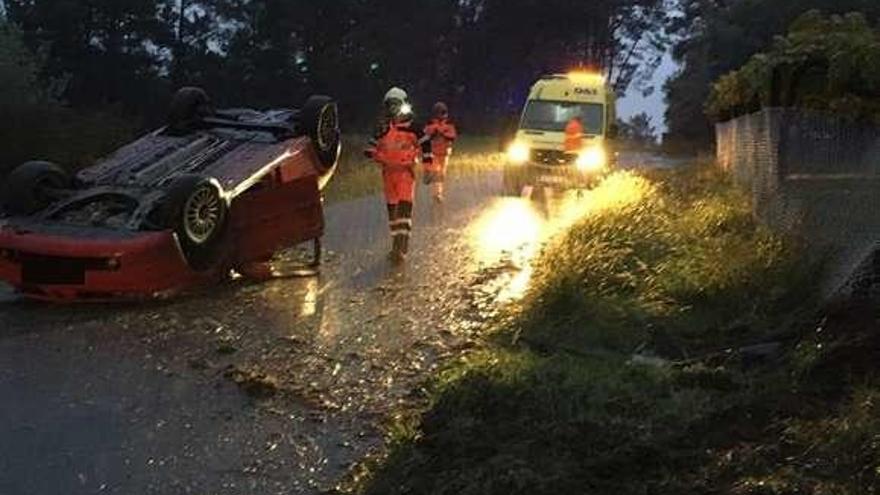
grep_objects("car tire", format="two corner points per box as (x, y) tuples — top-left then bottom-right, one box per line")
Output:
(300, 95), (341, 189)
(161, 174), (229, 271)
(3, 161), (72, 215)
(167, 87), (214, 135)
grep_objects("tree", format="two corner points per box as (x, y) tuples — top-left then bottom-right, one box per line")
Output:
(4, 0), (677, 132)
(0, 19), (133, 175)
(162, 0), (229, 90)
(6, 0), (173, 118)
(0, 21), (41, 105)
(436, 0), (674, 130)
(617, 112), (658, 147)
(664, 0), (880, 151)
(706, 11), (880, 122)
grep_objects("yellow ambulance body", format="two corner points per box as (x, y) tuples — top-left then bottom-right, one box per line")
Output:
(504, 72), (617, 192)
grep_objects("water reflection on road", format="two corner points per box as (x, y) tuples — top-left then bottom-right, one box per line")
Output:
(0, 169), (653, 495)
(466, 172), (651, 302)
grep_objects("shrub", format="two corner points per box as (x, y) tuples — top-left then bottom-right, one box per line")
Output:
(707, 11), (880, 122)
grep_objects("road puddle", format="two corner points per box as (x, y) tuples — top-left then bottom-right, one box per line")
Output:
(467, 172), (652, 302)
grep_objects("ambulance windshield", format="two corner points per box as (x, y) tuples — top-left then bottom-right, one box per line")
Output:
(521, 101), (604, 135)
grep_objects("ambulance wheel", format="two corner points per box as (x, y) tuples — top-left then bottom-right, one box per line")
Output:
(161, 174), (229, 271)
(3, 161), (72, 214)
(301, 95), (341, 188)
(502, 169), (525, 196)
(168, 87), (214, 134)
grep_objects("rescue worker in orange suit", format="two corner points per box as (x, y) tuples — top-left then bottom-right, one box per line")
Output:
(564, 116), (585, 153)
(423, 102), (458, 203)
(364, 87), (433, 262)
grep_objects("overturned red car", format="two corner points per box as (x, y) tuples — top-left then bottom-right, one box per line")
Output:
(0, 87), (341, 301)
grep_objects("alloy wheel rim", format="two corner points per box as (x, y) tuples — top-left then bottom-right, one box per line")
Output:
(183, 186), (221, 244)
(317, 105), (338, 150)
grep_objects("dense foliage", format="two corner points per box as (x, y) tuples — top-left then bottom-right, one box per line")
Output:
(616, 112), (658, 148)
(706, 11), (880, 122)
(0, 0), (677, 173)
(0, 22), (40, 105)
(0, 22), (133, 175)
(3, 0), (673, 131)
(664, 0), (880, 151)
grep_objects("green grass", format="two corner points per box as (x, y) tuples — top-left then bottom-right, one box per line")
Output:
(323, 135), (503, 204)
(518, 166), (817, 357)
(344, 164), (880, 495)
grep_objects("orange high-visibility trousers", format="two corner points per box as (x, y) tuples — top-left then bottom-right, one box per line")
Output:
(382, 168), (416, 204)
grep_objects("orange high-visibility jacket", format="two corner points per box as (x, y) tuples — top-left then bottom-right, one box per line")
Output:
(424, 118), (457, 159)
(564, 118), (584, 153)
(365, 118), (433, 170)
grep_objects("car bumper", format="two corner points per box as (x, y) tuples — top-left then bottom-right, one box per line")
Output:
(506, 162), (605, 187)
(0, 227), (214, 301)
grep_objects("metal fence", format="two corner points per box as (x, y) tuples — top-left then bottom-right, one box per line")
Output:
(716, 108), (880, 300)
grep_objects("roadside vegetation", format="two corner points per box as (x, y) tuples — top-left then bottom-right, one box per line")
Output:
(665, 1), (880, 154)
(348, 166), (880, 494)
(0, 23), (134, 176)
(707, 11), (880, 123)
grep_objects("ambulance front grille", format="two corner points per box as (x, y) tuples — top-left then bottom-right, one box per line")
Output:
(531, 149), (576, 166)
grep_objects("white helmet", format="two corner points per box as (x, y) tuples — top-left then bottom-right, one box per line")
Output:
(384, 87), (408, 103)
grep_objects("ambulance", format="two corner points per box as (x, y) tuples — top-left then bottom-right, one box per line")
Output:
(503, 72), (617, 193)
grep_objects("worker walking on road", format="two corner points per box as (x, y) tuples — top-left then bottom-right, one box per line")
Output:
(423, 102), (457, 203)
(564, 115), (585, 153)
(364, 87), (433, 262)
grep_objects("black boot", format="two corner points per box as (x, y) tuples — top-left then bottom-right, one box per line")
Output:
(398, 201), (413, 256)
(390, 235), (405, 262)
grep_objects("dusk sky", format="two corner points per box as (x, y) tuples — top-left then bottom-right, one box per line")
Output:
(617, 51), (679, 135)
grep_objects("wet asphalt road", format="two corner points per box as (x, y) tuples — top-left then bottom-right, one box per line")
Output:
(0, 166), (651, 495)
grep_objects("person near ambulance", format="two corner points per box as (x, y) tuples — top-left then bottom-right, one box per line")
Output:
(423, 102), (457, 202)
(364, 87), (433, 262)
(564, 116), (585, 154)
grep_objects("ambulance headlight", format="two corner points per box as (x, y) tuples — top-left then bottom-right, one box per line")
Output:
(576, 147), (607, 172)
(507, 142), (530, 165)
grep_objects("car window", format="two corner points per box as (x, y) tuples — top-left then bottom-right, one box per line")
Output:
(521, 101), (605, 134)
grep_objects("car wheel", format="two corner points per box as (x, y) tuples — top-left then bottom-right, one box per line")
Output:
(3, 161), (72, 215)
(161, 175), (229, 271)
(167, 87), (214, 135)
(300, 95), (341, 189)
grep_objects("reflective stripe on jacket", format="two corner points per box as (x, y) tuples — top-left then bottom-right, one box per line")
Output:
(365, 118), (433, 169)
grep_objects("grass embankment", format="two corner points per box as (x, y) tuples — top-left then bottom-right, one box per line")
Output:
(323, 135), (503, 203)
(352, 166), (880, 494)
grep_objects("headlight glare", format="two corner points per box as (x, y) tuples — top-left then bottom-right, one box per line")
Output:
(576, 147), (607, 172)
(507, 142), (530, 164)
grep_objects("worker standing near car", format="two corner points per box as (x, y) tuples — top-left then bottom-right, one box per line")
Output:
(423, 102), (457, 203)
(364, 87), (433, 262)
(564, 115), (585, 153)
